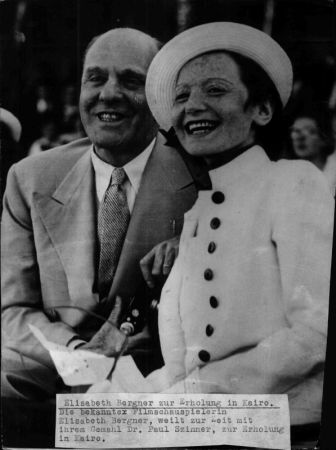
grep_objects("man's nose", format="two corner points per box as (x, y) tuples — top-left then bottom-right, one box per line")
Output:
(99, 77), (123, 102)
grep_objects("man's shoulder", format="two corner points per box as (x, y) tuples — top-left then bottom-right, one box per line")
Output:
(147, 133), (200, 186)
(6, 138), (92, 196)
(150, 133), (183, 165)
(15, 138), (91, 175)
(15, 138), (91, 180)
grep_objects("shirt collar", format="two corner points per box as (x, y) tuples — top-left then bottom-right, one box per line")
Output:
(123, 140), (155, 192)
(91, 139), (155, 191)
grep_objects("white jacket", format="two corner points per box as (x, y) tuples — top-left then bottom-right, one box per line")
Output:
(158, 146), (334, 425)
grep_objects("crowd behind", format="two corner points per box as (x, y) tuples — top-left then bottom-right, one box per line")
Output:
(22, 83), (86, 154)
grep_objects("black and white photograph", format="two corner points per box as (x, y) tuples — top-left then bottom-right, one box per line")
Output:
(1, 0), (335, 448)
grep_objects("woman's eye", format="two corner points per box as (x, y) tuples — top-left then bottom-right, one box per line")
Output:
(207, 86), (226, 94)
(175, 92), (189, 103)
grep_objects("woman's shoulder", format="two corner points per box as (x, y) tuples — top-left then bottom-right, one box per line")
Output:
(270, 158), (331, 196)
(272, 157), (323, 180)
(268, 158), (334, 219)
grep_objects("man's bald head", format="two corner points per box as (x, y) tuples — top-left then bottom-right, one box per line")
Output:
(84, 28), (161, 70)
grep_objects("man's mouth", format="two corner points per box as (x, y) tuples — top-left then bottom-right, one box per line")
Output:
(97, 112), (127, 122)
(185, 120), (219, 135)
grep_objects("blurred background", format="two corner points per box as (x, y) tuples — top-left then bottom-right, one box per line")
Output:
(0, 0), (335, 188)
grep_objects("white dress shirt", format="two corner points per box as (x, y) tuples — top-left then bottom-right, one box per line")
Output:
(91, 140), (155, 211)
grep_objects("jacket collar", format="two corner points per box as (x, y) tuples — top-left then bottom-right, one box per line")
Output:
(35, 134), (196, 305)
(52, 149), (92, 205)
(209, 145), (270, 189)
(34, 148), (99, 310)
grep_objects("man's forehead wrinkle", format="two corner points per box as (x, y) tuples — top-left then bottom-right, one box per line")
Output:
(89, 30), (157, 59)
(100, 28), (159, 54)
(85, 44), (154, 76)
(84, 64), (147, 79)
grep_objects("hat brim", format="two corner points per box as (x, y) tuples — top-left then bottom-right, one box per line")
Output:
(145, 22), (293, 130)
(0, 108), (22, 142)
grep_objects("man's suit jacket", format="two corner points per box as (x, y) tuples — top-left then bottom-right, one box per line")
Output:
(1, 135), (198, 369)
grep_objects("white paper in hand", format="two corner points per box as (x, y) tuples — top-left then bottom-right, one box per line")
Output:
(28, 324), (114, 386)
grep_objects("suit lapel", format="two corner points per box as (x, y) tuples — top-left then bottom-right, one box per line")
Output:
(35, 149), (99, 310)
(35, 135), (195, 307)
(108, 135), (195, 299)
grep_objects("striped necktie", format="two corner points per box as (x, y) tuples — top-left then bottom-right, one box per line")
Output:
(98, 167), (130, 298)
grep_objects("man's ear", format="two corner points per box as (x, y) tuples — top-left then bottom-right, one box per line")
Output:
(252, 100), (274, 127)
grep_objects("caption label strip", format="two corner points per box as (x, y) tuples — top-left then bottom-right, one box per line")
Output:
(56, 393), (290, 449)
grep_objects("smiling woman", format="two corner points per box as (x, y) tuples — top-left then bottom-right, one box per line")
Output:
(171, 52), (265, 161)
(140, 22), (334, 427)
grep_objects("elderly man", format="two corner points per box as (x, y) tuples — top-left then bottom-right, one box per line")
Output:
(1, 27), (200, 400)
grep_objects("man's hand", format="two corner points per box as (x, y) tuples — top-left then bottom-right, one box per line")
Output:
(80, 296), (152, 357)
(140, 235), (180, 288)
(127, 325), (152, 355)
(80, 296), (127, 357)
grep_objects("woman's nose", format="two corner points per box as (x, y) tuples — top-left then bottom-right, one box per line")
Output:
(185, 90), (206, 114)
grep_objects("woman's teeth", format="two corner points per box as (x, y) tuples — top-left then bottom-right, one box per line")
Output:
(186, 121), (218, 135)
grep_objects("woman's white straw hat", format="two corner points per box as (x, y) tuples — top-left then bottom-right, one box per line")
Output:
(145, 22), (293, 130)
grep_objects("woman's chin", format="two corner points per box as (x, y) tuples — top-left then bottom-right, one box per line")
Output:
(184, 146), (209, 157)
(183, 144), (230, 159)
(180, 138), (221, 158)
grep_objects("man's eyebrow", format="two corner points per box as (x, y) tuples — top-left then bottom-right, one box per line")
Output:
(83, 66), (106, 76)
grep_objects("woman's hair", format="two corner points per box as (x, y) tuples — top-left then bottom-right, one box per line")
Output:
(227, 51), (285, 159)
(228, 51), (281, 112)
